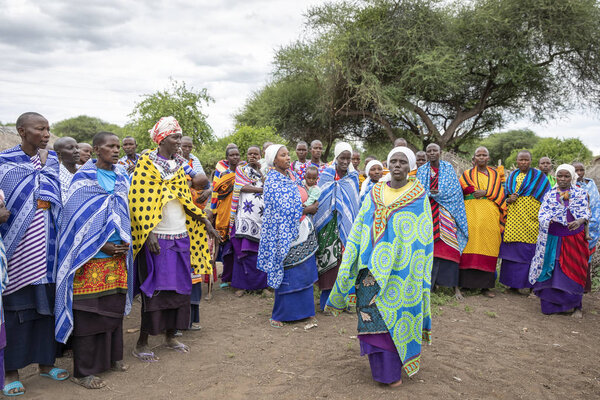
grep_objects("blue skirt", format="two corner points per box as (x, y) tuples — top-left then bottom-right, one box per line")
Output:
(272, 255), (318, 322)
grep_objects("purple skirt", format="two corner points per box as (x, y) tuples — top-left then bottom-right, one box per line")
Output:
(140, 236), (192, 296)
(359, 333), (403, 384)
(499, 242), (535, 289)
(231, 236), (267, 290)
(220, 240), (234, 283)
(534, 261), (583, 314)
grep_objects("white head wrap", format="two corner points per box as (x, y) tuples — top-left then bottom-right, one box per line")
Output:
(333, 142), (355, 172)
(364, 160), (383, 177)
(387, 146), (417, 171)
(360, 159), (384, 198)
(265, 144), (285, 167)
(555, 163), (577, 185)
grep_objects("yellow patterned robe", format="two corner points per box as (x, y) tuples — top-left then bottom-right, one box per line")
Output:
(129, 153), (212, 276)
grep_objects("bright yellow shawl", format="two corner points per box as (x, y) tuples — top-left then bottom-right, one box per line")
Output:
(129, 153), (212, 276)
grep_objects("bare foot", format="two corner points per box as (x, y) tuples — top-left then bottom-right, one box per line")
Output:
(454, 287), (464, 301)
(270, 318), (284, 328)
(205, 291), (213, 301)
(111, 360), (129, 372)
(482, 289), (496, 298)
(572, 309), (583, 319)
(527, 292), (537, 299)
(235, 289), (245, 297)
(71, 375), (106, 389)
(389, 379), (403, 388)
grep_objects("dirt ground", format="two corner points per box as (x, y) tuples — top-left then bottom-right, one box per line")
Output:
(16, 280), (600, 400)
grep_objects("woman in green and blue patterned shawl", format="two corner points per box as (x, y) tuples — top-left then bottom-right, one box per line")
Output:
(326, 147), (433, 386)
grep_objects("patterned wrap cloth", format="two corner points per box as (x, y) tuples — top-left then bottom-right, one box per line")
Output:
(54, 160), (134, 343)
(576, 177), (600, 250)
(229, 163), (263, 240)
(0, 146), (62, 295)
(529, 186), (590, 285)
(416, 160), (468, 252)
(149, 116), (182, 145)
(129, 151), (212, 276)
(326, 178), (433, 377)
(257, 169), (303, 289)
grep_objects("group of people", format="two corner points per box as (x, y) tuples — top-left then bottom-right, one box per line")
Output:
(0, 112), (598, 394)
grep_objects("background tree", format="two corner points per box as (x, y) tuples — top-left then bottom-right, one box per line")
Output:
(126, 79), (214, 150)
(197, 125), (288, 174)
(238, 0), (600, 151)
(52, 115), (124, 143)
(470, 129), (540, 164)
(505, 137), (593, 167)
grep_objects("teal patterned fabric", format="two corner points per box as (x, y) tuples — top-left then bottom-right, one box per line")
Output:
(326, 181), (433, 377)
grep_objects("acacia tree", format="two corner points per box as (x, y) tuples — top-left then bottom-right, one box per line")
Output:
(126, 79), (213, 150)
(238, 0), (600, 150)
(52, 115), (124, 143)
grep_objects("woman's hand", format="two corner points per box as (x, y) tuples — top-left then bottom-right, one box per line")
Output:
(198, 189), (211, 204)
(147, 232), (161, 254)
(201, 217), (223, 243)
(101, 242), (130, 256)
(303, 203), (318, 215)
(568, 218), (586, 231)
(506, 194), (518, 204)
(473, 189), (486, 199)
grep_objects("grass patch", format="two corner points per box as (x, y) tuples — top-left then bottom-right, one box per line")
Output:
(484, 311), (497, 318)
(464, 305), (473, 313)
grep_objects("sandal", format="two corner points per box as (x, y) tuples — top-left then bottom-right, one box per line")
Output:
(40, 367), (69, 381)
(166, 341), (190, 353)
(189, 323), (202, 331)
(71, 375), (106, 390)
(132, 349), (159, 362)
(2, 381), (25, 396)
(269, 318), (284, 328)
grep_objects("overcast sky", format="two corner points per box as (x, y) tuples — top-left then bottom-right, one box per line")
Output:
(1, 0), (599, 155)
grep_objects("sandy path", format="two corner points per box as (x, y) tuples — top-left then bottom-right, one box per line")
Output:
(15, 287), (600, 399)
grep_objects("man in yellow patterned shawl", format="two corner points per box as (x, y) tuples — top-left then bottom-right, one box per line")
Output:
(129, 117), (219, 362)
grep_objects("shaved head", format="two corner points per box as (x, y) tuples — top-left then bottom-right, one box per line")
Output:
(474, 146), (489, 155)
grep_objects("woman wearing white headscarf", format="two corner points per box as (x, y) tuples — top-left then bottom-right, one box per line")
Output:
(314, 142), (360, 311)
(325, 146), (433, 385)
(359, 159), (384, 203)
(529, 164), (590, 317)
(257, 145), (319, 327)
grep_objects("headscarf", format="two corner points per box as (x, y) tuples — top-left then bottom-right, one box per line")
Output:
(555, 164), (577, 185)
(334, 142), (355, 172)
(387, 146), (416, 171)
(359, 160), (383, 199)
(265, 144), (285, 167)
(149, 116), (182, 144)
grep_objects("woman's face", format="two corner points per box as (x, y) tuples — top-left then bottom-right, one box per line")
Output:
(227, 147), (241, 168)
(336, 151), (351, 174)
(247, 147), (261, 165)
(159, 133), (182, 157)
(516, 152), (531, 172)
(368, 164), (383, 182)
(388, 152), (410, 183)
(274, 146), (291, 171)
(556, 170), (572, 190)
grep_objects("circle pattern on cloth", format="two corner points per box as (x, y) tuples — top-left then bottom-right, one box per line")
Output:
(410, 249), (426, 281)
(393, 212), (417, 244)
(371, 242), (394, 278)
(392, 313), (413, 354)
(360, 223), (371, 252)
(402, 274), (422, 308)
(417, 212), (432, 245)
(379, 274), (404, 310)
(392, 237), (410, 272)
(412, 312), (424, 343)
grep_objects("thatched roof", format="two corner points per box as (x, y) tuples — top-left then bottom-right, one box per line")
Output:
(0, 126), (59, 151)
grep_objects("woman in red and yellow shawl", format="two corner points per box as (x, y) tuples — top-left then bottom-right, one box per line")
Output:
(458, 147), (506, 297)
(212, 147), (241, 287)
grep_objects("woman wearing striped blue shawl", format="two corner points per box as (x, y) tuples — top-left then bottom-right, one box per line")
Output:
(314, 142), (360, 311)
(0, 113), (68, 396)
(55, 132), (133, 389)
(0, 193), (10, 391)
